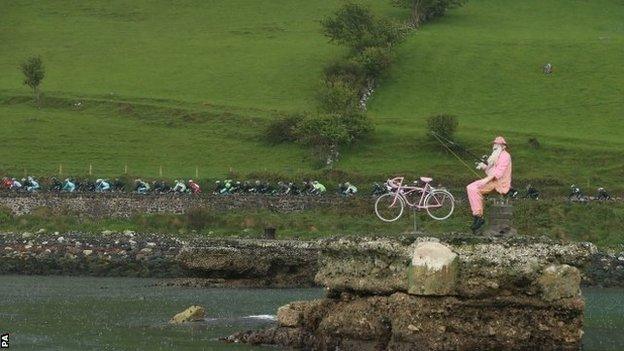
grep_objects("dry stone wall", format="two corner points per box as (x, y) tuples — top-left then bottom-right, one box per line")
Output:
(0, 193), (348, 218)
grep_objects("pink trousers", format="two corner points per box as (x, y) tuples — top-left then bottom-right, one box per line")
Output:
(466, 179), (499, 216)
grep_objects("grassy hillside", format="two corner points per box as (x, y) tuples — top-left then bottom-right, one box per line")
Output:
(364, 0), (624, 187)
(0, 0), (399, 111)
(0, 0), (623, 191)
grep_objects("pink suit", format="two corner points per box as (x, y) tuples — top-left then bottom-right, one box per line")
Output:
(466, 150), (512, 216)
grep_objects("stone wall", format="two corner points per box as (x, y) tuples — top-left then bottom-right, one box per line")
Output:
(0, 193), (352, 218)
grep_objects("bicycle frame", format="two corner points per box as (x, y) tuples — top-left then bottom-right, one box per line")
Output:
(386, 177), (444, 210)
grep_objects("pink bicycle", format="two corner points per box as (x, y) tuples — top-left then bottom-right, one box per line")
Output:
(375, 177), (455, 222)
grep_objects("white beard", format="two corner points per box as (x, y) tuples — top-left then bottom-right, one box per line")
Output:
(486, 146), (503, 171)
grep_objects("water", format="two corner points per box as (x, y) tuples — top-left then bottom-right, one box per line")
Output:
(0, 276), (321, 350)
(0, 276), (622, 350)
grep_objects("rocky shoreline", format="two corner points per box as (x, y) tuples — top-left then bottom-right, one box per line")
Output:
(0, 232), (622, 289)
(0, 231), (319, 286)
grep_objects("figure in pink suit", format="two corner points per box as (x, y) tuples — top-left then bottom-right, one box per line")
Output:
(466, 136), (512, 232)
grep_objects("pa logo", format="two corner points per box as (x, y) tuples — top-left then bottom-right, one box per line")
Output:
(1, 333), (8, 348)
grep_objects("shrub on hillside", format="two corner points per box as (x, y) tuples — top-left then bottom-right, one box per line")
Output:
(292, 113), (373, 167)
(323, 58), (367, 88)
(317, 80), (361, 115)
(391, 0), (466, 28)
(264, 114), (303, 144)
(426, 114), (458, 140)
(321, 3), (407, 51)
(294, 115), (352, 148)
(356, 47), (393, 78)
(20, 55), (45, 105)
(337, 112), (374, 141)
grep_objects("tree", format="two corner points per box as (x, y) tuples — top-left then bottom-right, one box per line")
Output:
(293, 112), (373, 168)
(391, 0), (465, 28)
(321, 3), (406, 51)
(20, 56), (45, 105)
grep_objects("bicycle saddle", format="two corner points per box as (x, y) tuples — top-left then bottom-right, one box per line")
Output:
(420, 177), (433, 183)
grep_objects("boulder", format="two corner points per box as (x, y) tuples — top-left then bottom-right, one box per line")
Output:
(277, 304), (301, 327)
(408, 242), (458, 296)
(169, 305), (206, 324)
(277, 300), (333, 328)
(537, 264), (581, 301)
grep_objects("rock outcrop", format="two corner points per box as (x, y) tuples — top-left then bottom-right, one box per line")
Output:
(176, 238), (319, 287)
(228, 237), (588, 350)
(170, 305), (206, 324)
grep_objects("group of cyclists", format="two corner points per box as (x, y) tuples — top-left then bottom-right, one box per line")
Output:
(0, 175), (615, 201)
(0, 176), (360, 197)
(0, 177), (204, 195)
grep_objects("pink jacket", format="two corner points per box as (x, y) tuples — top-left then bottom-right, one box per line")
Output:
(487, 150), (512, 193)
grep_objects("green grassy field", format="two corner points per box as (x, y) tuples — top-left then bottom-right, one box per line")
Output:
(1, 0), (623, 191)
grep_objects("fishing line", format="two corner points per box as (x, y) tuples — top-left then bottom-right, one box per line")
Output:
(430, 132), (481, 177)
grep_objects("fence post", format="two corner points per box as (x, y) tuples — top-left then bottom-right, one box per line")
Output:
(89, 164), (92, 176)
(59, 164), (62, 176)
(124, 164), (128, 174)
(159, 165), (163, 177)
(195, 166), (199, 179)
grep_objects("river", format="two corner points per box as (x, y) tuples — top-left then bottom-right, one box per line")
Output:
(0, 276), (622, 350)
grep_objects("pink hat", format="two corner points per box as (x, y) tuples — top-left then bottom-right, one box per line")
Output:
(492, 136), (507, 145)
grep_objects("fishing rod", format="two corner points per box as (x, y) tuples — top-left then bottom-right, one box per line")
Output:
(430, 131), (488, 165)
(429, 131), (485, 178)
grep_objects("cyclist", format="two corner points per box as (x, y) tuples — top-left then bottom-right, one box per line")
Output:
(188, 179), (201, 194)
(2, 177), (12, 190)
(95, 179), (111, 192)
(173, 179), (187, 193)
(371, 182), (387, 196)
(568, 185), (587, 202)
(11, 178), (23, 191)
(342, 182), (358, 196)
(157, 180), (173, 193)
(50, 177), (63, 192)
(525, 184), (540, 200)
(311, 181), (326, 195)
(135, 179), (150, 194)
(26, 176), (40, 193)
(62, 178), (76, 193)
(220, 179), (234, 194)
(596, 187), (611, 201)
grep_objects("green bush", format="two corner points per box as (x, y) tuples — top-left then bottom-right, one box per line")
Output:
(294, 114), (352, 148)
(264, 114), (303, 144)
(338, 112), (374, 141)
(317, 80), (361, 115)
(356, 47), (393, 78)
(391, 0), (466, 28)
(321, 3), (406, 51)
(426, 114), (458, 140)
(323, 58), (367, 88)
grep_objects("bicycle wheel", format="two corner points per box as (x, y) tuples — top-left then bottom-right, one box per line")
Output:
(375, 193), (405, 222)
(424, 189), (455, 220)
